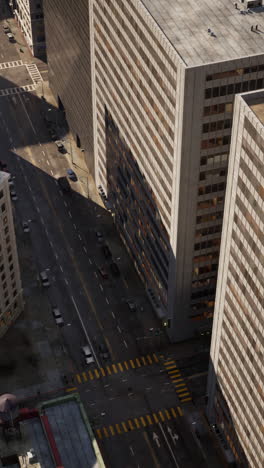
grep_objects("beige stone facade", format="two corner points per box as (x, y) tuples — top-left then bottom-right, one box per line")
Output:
(0, 172), (23, 338)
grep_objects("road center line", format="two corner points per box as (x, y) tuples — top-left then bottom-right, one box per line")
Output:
(123, 340), (128, 348)
(64, 201), (67, 207)
(111, 311), (115, 319)
(60, 265), (63, 272)
(117, 326), (121, 333)
(143, 432), (161, 468)
(88, 258), (92, 264)
(94, 272), (98, 278)
(50, 240), (53, 247)
(83, 246), (87, 253)
(99, 284), (103, 292)
(68, 211), (72, 218)
(158, 423), (179, 467)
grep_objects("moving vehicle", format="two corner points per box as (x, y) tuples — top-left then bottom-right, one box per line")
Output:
(52, 307), (64, 327)
(102, 245), (112, 259)
(81, 345), (95, 365)
(22, 221), (30, 233)
(98, 266), (108, 279)
(126, 299), (136, 311)
(98, 343), (109, 360)
(67, 169), (77, 181)
(58, 176), (71, 193)
(40, 270), (50, 287)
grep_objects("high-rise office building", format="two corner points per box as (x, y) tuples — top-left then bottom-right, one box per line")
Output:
(44, 0), (264, 341)
(207, 90), (264, 468)
(43, 0), (95, 175)
(0, 172), (23, 338)
(10, 0), (46, 58)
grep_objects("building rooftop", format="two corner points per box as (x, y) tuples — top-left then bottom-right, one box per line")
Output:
(244, 89), (264, 124)
(141, 0), (264, 66)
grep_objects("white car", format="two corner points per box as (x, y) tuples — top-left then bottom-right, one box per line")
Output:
(40, 270), (50, 287)
(10, 190), (17, 201)
(81, 345), (95, 365)
(52, 307), (64, 327)
(22, 221), (30, 233)
(7, 33), (15, 42)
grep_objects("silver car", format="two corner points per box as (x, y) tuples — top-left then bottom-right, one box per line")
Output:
(81, 345), (95, 365)
(40, 270), (50, 287)
(52, 307), (64, 327)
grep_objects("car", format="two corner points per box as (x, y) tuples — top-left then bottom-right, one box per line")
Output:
(3, 25), (11, 34)
(98, 343), (109, 360)
(67, 169), (77, 181)
(40, 270), (50, 287)
(96, 231), (104, 243)
(81, 345), (95, 365)
(102, 244), (112, 259)
(10, 190), (17, 201)
(57, 176), (71, 193)
(55, 140), (65, 152)
(52, 307), (64, 327)
(110, 262), (120, 277)
(22, 221), (30, 233)
(98, 266), (108, 279)
(126, 299), (136, 311)
(7, 33), (15, 42)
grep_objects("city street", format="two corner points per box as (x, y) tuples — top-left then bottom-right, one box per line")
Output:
(0, 7), (220, 468)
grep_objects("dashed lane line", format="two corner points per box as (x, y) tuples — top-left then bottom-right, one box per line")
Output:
(96, 406), (183, 440)
(72, 353), (159, 385)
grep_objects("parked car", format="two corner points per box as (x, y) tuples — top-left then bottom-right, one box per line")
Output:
(10, 190), (17, 201)
(126, 299), (136, 311)
(55, 140), (65, 153)
(81, 345), (95, 365)
(22, 221), (30, 233)
(40, 270), (50, 287)
(98, 343), (109, 360)
(7, 33), (15, 42)
(110, 262), (120, 277)
(98, 266), (108, 279)
(58, 176), (71, 193)
(102, 245), (112, 259)
(52, 307), (64, 327)
(67, 169), (77, 181)
(3, 25), (11, 34)
(96, 231), (104, 243)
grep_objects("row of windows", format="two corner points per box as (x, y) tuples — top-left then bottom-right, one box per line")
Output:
(205, 78), (264, 99)
(196, 211), (223, 224)
(195, 224), (222, 238)
(192, 277), (216, 290)
(204, 103), (233, 116)
(197, 196), (224, 210)
(200, 153), (228, 166)
(191, 287), (216, 300)
(198, 183), (226, 196)
(199, 167), (227, 181)
(193, 263), (218, 276)
(206, 65), (264, 81)
(201, 135), (231, 150)
(194, 238), (221, 251)
(202, 119), (232, 133)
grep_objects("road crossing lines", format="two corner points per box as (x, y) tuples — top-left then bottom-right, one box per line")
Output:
(26, 63), (43, 84)
(0, 84), (36, 97)
(95, 406), (183, 441)
(0, 60), (23, 70)
(74, 353), (159, 385)
(163, 358), (192, 403)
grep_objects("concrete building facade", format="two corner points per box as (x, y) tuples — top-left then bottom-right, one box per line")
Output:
(0, 172), (23, 338)
(44, 0), (264, 341)
(10, 0), (46, 58)
(207, 90), (264, 467)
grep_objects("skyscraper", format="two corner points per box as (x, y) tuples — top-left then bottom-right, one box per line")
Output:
(44, 0), (264, 341)
(207, 89), (264, 468)
(0, 172), (23, 338)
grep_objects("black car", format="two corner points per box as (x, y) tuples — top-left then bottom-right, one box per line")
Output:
(110, 262), (120, 277)
(58, 176), (71, 193)
(98, 343), (109, 360)
(102, 245), (112, 259)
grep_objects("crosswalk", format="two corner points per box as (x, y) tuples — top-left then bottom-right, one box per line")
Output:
(96, 406), (183, 440)
(26, 63), (43, 84)
(0, 84), (36, 97)
(74, 353), (159, 385)
(0, 60), (23, 70)
(163, 358), (192, 403)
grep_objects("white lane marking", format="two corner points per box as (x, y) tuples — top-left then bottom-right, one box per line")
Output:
(50, 240), (53, 247)
(73, 223), (77, 230)
(129, 446), (135, 456)
(28, 185), (32, 192)
(65, 278), (69, 285)
(78, 234), (82, 240)
(99, 284), (103, 292)
(158, 423), (180, 467)
(88, 258), (92, 265)
(68, 211), (72, 218)
(36, 206), (40, 212)
(60, 265), (63, 272)
(32, 194), (36, 201)
(59, 190), (63, 197)
(117, 326), (122, 333)
(111, 311), (115, 319)
(18, 94), (36, 135)
(40, 216), (44, 224)
(71, 295), (100, 368)
(55, 253), (58, 259)
(106, 298), (109, 305)
(46, 159), (50, 166)
(94, 272), (98, 278)
(83, 246), (87, 254)
(42, 150), (45, 156)
(123, 340), (128, 348)
(64, 201), (67, 207)
(50, 169), (54, 176)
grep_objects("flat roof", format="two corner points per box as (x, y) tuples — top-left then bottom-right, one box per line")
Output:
(141, 0), (264, 66)
(243, 90), (264, 124)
